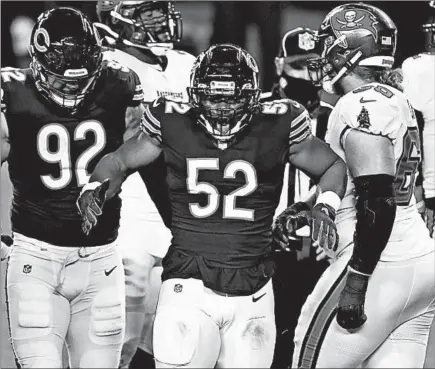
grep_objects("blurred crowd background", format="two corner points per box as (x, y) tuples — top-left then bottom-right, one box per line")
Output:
(1, 1), (429, 91)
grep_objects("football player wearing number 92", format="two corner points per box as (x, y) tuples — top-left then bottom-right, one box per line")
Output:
(1, 7), (146, 368)
(77, 43), (347, 368)
(291, 3), (435, 368)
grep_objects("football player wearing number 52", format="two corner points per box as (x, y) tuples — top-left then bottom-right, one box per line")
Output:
(77, 43), (347, 368)
(291, 3), (435, 368)
(1, 7), (145, 368)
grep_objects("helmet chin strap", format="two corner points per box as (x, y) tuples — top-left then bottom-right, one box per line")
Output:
(322, 50), (363, 94)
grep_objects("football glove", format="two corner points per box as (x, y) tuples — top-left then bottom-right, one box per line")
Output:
(311, 203), (338, 252)
(76, 179), (110, 235)
(1, 234), (13, 262)
(272, 201), (311, 251)
(336, 267), (369, 330)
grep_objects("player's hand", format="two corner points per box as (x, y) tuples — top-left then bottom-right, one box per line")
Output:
(272, 201), (311, 251)
(76, 179), (110, 235)
(311, 203), (338, 251)
(336, 267), (369, 330)
(1, 234), (13, 262)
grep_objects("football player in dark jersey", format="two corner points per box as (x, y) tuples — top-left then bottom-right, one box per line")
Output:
(95, 2), (195, 366)
(1, 7), (144, 368)
(77, 43), (347, 368)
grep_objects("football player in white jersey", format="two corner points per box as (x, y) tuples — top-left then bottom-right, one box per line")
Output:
(273, 3), (435, 368)
(402, 1), (435, 238)
(94, 2), (196, 367)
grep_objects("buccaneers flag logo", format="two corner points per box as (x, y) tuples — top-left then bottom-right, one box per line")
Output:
(330, 8), (379, 48)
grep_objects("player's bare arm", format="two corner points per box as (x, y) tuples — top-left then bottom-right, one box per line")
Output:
(124, 104), (146, 142)
(1, 112), (10, 164)
(77, 131), (161, 234)
(337, 129), (397, 330)
(289, 133), (347, 198)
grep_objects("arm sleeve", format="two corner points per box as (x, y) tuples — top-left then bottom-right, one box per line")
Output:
(339, 97), (402, 149)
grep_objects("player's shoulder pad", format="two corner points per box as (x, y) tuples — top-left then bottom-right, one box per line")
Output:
(100, 59), (144, 104)
(339, 83), (406, 141)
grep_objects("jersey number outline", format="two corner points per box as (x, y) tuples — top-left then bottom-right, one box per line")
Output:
(186, 159), (258, 220)
(37, 121), (106, 189)
(395, 127), (421, 206)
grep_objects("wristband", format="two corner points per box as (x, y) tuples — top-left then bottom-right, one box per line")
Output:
(80, 181), (103, 196)
(316, 191), (341, 212)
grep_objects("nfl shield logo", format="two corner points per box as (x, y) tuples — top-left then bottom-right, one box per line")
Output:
(298, 32), (315, 51)
(174, 284), (183, 293)
(23, 264), (32, 274)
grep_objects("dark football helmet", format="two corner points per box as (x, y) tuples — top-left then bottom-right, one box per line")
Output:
(187, 44), (261, 143)
(96, 1), (182, 55)
(423, 1), (435, 52)
(29, 7), (103, 111)
(273, 27), (320, 110)
(306, 2), (397, 94)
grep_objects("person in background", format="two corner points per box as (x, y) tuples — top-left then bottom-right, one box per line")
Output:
(268, 26), (341, 368)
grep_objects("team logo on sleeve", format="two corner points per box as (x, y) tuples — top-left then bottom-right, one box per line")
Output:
(357, 106), (371, 129)
(331, 8), (379, 47)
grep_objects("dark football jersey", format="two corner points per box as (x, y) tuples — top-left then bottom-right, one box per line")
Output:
(141, 98), (311, 294)
(1, 62), (143, 246)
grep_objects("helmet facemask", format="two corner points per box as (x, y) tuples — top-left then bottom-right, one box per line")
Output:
(188, 46), (261, 144)
(189, 83), (260, 142)
(109, 1), (182, 55)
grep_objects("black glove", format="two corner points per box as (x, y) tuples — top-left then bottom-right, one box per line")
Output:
(336, 267), (369, 330)
(272, 201), (311, 251)
(1, 234), (13, 261)
(76, 179), (110, 235)
(311, 203), (338, 251)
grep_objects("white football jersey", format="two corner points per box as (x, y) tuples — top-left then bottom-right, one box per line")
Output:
(326, 82), (433, 261)
(103, 47), (195, 259)
(402, 53), (435, 198)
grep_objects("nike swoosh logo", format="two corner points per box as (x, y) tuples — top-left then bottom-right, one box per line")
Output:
(360, 97), (377, 103)
(252, 293), (266, 303)
(104, 266), (117, 276)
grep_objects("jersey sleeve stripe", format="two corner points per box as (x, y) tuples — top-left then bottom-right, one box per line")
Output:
(140, 117), (162, 143)
(290, 128), (311, 144)
(289, 112), (311, 142)
(144, 105), (161, 128)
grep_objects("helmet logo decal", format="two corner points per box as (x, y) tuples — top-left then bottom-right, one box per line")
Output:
(331, 8), (379, 46)
(298, 32), (315, 51)
(34, 27), (50, 53)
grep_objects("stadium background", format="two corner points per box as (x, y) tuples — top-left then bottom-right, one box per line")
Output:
(0, 1), (431, 368)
